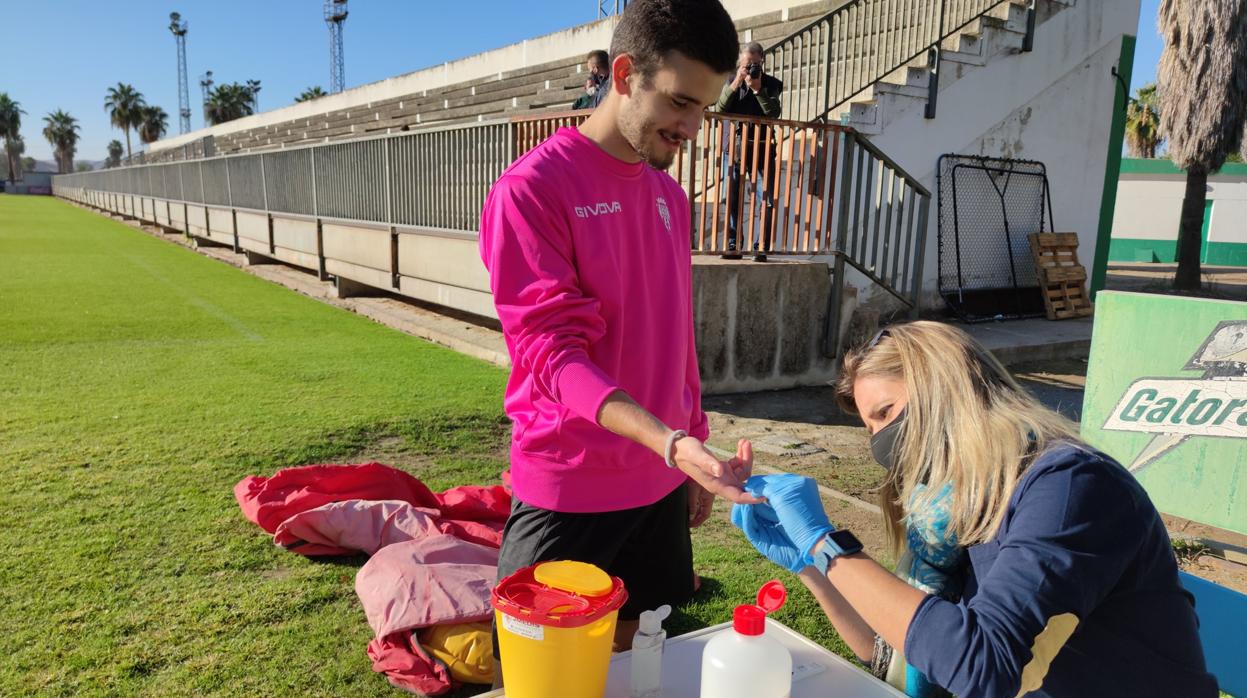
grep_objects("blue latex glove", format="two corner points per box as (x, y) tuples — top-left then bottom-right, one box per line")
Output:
(747, 474), (835, 557)
(731, 500), (806, 573)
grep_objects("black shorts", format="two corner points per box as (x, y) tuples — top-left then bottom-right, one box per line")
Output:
(491, 483), (695, 659)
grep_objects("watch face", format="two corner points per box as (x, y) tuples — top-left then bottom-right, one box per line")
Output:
(828, 530), (863, 553)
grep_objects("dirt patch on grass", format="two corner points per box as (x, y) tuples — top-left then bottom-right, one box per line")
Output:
(1165, 514), (1247, 595)
(348, 434), (438, 470)
(792, 456), (886, 501)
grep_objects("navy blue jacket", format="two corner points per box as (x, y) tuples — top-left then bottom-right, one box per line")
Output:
(904, 444), (1218, 697)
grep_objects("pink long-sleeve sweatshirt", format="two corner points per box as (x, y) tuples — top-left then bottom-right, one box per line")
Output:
(479, 127), (708, 513)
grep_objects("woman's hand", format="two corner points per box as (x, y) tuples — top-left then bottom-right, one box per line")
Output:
(750, 474), (835, 557)
(731, 500), (807, 573)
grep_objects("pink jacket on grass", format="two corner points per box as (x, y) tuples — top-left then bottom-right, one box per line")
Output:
(235, 463), (510, 695)
(479, 127), (709, 513)
(234, 461), (510, 548)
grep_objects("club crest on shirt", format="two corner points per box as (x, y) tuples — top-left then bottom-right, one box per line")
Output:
(656, 197), (671, 232)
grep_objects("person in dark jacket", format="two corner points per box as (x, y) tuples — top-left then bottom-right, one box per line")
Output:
(716, 42), (782, 260)
(733, 321), (1218, 698)
(572, 50), (611, 110)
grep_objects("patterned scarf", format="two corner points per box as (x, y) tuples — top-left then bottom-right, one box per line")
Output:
(870, 483), (967, 698)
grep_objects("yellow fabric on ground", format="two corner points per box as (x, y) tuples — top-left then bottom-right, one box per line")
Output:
(422, 621), (496, 685)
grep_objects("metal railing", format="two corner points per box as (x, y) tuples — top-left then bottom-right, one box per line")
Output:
(766, 0), (1033, 122)
(55, 110), (928, 352)
(508, 111), (929, 279)
(56, 120), (512, 235)
(691, 112), (853, 255)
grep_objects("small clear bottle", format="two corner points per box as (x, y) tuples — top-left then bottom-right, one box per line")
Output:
(699, 580), (792, 698)
(630, 604), (671, 698)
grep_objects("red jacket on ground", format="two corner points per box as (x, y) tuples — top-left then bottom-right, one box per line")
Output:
(235, 463), (511, 695)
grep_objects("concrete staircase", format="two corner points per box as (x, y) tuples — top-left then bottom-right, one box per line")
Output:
(836, 0), (1078, 135)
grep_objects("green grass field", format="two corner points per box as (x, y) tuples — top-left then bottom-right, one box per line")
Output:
(0, 195), (854, 696)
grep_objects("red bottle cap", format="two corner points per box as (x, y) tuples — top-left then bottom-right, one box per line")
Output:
(732, 604), (766, 636)
(756, 580), (787, 613)
(732, 580), (787, 636)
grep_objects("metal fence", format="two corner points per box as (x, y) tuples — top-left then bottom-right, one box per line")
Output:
(767, 0), (1034, 123)
(57, 122), (513, 235)
(55, 109), (929, 347)
(228, 156), (265, 210)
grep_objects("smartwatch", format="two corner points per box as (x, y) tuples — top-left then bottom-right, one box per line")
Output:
(809, 529), (864, 575)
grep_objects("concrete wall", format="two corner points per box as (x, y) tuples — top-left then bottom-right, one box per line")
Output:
(693, 259), (838, 394)
(60, 183), (843, 392)
(1110, 159), (1247, 265)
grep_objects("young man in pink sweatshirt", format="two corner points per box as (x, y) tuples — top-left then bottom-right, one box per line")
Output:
(479, 0), (755, 661)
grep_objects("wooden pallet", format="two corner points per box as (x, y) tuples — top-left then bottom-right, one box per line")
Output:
(1029, 232), (1094, 320)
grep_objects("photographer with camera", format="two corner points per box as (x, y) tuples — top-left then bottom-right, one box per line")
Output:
(716, 42), (782, 260)
(572, 50), (611, 110)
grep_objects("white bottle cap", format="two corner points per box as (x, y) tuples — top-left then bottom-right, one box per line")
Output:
(639, 604), (671, 635)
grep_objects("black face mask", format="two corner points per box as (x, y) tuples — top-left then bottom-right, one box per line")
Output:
(869, 407), (907, 471)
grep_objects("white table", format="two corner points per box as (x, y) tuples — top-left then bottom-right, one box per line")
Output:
(480, 618), (907, 697)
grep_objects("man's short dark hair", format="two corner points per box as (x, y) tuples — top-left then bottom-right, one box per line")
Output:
(588, 50), (610, 69)
(610, 0), (739, 79)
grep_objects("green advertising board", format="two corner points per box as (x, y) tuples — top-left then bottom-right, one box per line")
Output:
(1082, 292), (1247, 535)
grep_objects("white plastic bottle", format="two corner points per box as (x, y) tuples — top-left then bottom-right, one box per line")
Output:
(699, 580), (792, 698)
(630, 604), (671, 698)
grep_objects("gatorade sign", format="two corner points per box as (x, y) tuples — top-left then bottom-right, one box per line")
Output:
(1082, 293), (1247, 535)
(1102, 320), (1247, 471)
(1108, 380), (1247, 435)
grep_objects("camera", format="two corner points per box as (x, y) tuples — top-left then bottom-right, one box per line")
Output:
(747, 62), (763, 80)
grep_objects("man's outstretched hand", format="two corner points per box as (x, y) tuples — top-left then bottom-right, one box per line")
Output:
(687, 439), (757, 527)
(676, 437), (761, 509)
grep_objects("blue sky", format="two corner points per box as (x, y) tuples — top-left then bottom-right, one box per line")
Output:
(1131, 0), (1163, 97)
(9, 1), (1164, 163)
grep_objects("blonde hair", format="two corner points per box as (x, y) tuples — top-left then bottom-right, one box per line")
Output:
(835, 321), (1082, 556)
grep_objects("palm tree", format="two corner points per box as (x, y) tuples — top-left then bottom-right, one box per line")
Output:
(1125, 83), (1163, 159)
(104, 83), (146, 162)
(42, 110), (81, 173)
(0, 92), (26, 184)
(138, 105), (169, 145)
(1158, 0), (1247, 291)
(295, 86), (328, 103)
(245, 79), (262, 112)
(204, 82), (255, 125)
(4, 135), (25, 182)
(106, 140), (124, 168)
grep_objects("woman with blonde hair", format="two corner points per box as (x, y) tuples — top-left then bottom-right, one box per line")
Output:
(732, 321), (1217, 698)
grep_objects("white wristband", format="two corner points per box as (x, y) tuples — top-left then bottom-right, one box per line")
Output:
(664, 429), (688, 469)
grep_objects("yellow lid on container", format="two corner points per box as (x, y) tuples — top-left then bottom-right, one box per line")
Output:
(533, 560), (613, 597)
